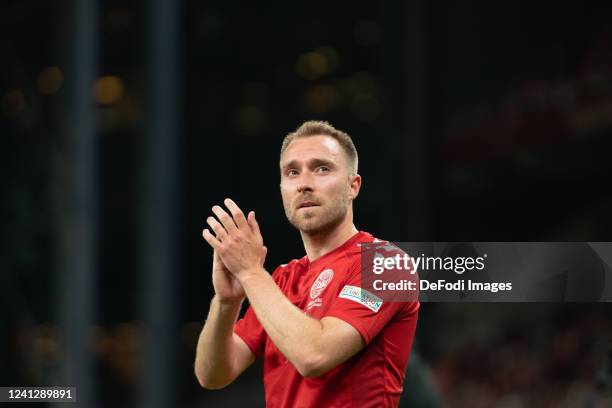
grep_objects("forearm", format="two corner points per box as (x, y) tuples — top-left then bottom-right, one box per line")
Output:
(194, 295), (244, 388)
(239, 268), (326, 374)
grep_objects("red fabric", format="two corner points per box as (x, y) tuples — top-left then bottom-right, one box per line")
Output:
(234, 231), (419, 408)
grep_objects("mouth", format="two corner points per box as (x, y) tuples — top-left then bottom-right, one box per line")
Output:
(297, 201), (319, 209)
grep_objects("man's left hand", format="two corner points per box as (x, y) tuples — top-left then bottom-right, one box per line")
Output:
(203, 198), (267, 279)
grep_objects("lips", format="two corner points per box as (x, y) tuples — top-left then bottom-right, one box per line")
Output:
(298, 201), (319, 209)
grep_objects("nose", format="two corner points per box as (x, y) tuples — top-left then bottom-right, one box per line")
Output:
(297, 184), (313, 193)
(296, 172), (314, 193)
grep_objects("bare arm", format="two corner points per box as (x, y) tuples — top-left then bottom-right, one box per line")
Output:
(194, 295), (255, 389)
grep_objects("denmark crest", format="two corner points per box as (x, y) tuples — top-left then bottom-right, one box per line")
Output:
(310, 269), (334, 299)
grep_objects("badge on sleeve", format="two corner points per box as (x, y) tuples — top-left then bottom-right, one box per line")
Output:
(339, 285), (383, 312)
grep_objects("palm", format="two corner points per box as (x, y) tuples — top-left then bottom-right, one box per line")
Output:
(212, 250), (244, 302)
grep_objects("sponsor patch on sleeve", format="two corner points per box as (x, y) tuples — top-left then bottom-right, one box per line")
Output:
(338, 285), (383, 313)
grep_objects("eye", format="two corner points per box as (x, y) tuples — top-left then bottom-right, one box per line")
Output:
(286, 169), (299, 177)
(316, 166), (331, 173)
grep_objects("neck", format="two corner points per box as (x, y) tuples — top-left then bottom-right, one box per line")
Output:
(300, 209), (358, 262)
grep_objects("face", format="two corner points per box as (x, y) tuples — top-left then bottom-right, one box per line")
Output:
(280, 135), (360, 235)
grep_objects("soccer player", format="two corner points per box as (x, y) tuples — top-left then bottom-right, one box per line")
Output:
(195, 121), (419, 407)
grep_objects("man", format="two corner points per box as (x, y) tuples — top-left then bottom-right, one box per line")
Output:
(195, 121), (419, 407)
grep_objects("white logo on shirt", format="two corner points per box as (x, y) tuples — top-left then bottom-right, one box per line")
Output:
(356, 238), (385, 247)
(306, 298), (323, 310)
(310, 269), (334, 299)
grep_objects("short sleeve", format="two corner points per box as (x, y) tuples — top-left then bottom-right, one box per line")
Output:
(233, 265), (287, 358)
(323, 261), (419, 345)
(234, 303), (266, 358)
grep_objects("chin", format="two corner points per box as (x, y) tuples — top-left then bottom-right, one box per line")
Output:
(295, 220), (320, 233)
(295, 216), (342, 235)
(287, 206), (347, 235)
(289, 216), (320, 234)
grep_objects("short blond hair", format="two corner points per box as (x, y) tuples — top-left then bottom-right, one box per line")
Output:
(280, 121), (358, 175)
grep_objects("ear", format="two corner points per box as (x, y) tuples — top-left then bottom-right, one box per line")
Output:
(348, 174), (362, 201)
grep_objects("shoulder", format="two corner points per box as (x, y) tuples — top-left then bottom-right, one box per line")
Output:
(344, 232), (406, 260)
(360, 235), (407, 258)
(332, 232), (398, 277)
(270, 257), (307, 283)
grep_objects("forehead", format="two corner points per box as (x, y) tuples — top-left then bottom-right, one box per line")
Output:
(280, 135), (344, 165)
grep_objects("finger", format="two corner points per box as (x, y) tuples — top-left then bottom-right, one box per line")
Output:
(248, 211), (261, 237)
(202, 228), (221, 249)
(212, 205), (238, 233)
(206, 216), (228, 241)
(224, 198), (248, 230)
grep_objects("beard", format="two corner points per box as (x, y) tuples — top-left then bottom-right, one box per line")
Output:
(283, 188), (350, 235)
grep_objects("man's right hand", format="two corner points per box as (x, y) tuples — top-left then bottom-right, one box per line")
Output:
(211, 249), (245, 304)
(195, 247), (258, 389)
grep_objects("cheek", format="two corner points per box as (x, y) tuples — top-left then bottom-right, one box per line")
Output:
(280, 184), (293, 202)
(321, 179), (348, 197)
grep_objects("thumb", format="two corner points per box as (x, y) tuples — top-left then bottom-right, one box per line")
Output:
(262, 245), (268, 263)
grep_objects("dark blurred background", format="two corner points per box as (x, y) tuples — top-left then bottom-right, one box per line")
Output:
(1, 0), (611, 407)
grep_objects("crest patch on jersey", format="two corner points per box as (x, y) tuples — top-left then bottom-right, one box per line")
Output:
(310, 269), (334, 299)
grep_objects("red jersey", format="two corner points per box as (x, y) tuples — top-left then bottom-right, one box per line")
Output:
(234, 231), (419, 408)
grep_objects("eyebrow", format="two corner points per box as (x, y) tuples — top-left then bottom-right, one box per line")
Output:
(281, 157), (336, 172)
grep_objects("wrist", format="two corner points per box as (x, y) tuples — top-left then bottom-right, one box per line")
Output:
(214, 294), (244, 308)
(236, 267), (264, 285)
